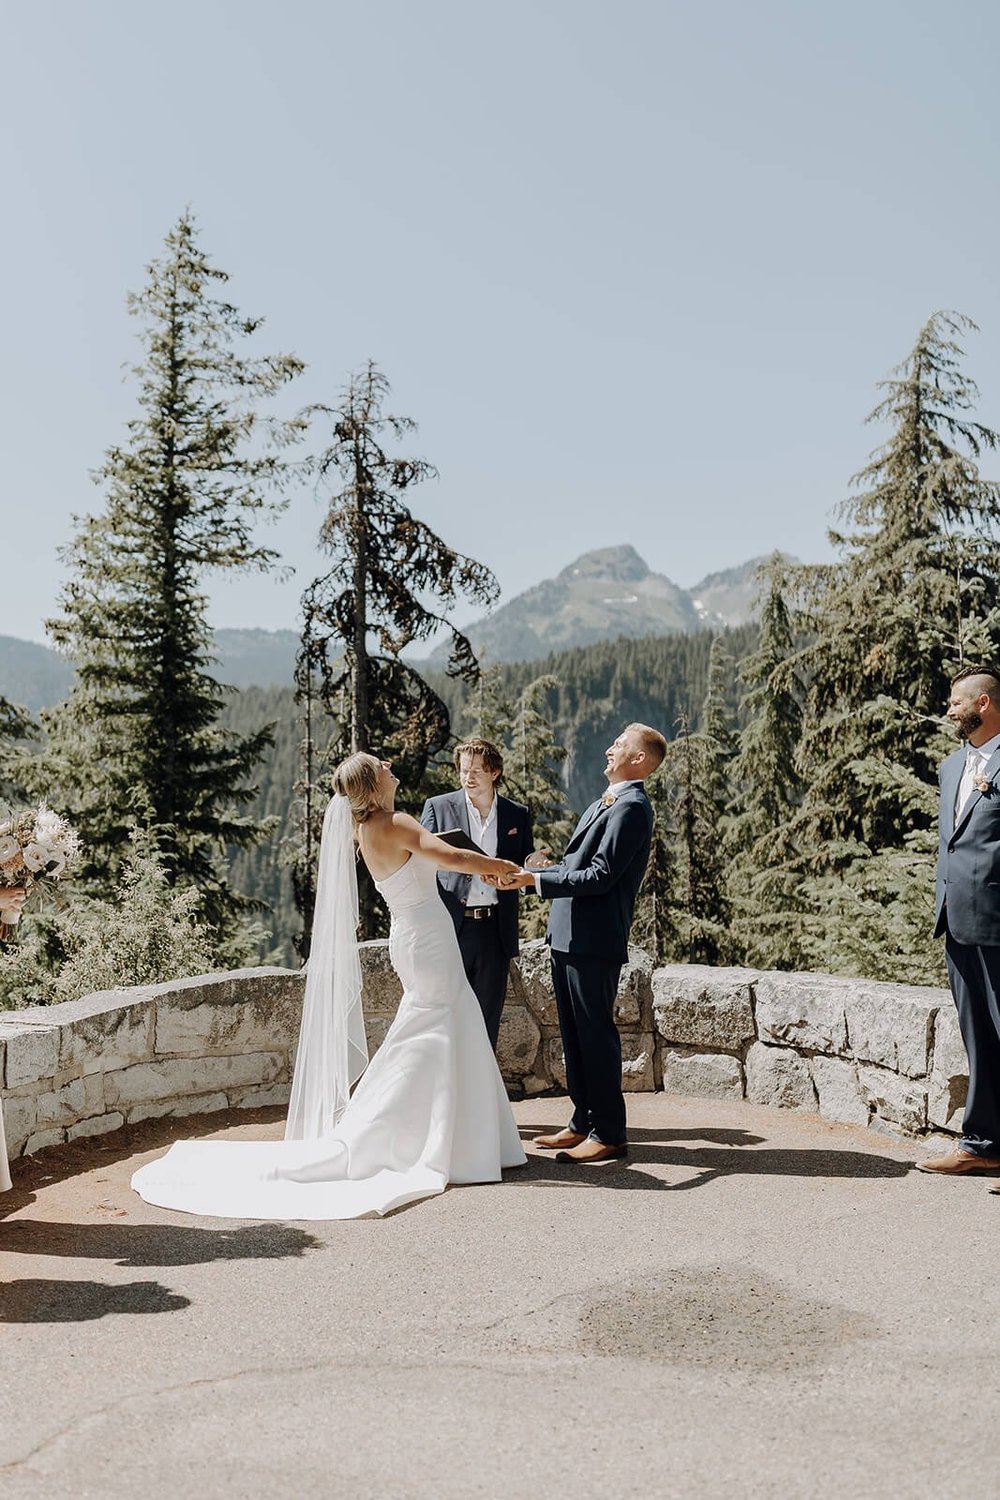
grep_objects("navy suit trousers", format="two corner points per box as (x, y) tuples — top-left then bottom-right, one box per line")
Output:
(551, 951), (625, 1145)
(945, 931), (1000, 1156)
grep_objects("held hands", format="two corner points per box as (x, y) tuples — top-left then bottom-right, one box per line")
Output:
(481, 859), (536, 891)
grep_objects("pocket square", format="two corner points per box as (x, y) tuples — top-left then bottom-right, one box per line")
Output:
(507, 827), (519, 836)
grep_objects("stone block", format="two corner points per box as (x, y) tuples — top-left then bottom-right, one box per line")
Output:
(810, 1055), (870, 1125)
(928, 1004), (968, 1132)
(127, 1092), (230, 1125)
(68, 1111), (125, 1141)
(357, 942), (403, 1014)
(621, 1032), (655, 1091)
(652, 965), (758, 1050)
(105, 1052), (285, 1111)
(24, 1128), (66, 1154)
(497, 1005), (541, 1078)
(1, 1093), (37, 1156)
(35, 1073), (105, 1128)
(154, 972), (302, 1056)
(745, 1043), (816, 1111)
(362, 1016), (393, 1056)
(545, 1036), (567, 1089)
(843, 984), (935, 1077)
(859, 1065), (927, 1135)
(614, 949), (654, 1028)
(0, 1022), (60, 1088)
(509, 940), (558, 1026)
(660, 1047), (744, 1100)
(229, 1084), (291, 1110)
(49, 992), (155, 1076)
(754, 972), (848, 1055)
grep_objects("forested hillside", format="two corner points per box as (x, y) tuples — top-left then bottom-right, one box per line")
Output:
(226, 627), (756, 963)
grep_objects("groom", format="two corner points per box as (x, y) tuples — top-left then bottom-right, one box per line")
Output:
(503, 722), (665, 1163)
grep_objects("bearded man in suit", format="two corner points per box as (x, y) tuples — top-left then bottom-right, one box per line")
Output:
(420, 739), (533, 1051)
(920, 664), (1000, 1184)
(502, 722), (665, 1164)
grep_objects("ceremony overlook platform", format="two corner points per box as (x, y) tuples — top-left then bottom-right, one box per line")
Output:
(1, 951), (992, 1498)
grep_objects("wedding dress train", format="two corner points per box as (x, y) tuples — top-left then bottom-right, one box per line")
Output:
(131, 853), (526, 1219)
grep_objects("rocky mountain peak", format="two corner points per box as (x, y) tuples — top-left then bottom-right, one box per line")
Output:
(557, 545), (650, 584)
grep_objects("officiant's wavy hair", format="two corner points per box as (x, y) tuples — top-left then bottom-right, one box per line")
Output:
(333, 752), (384, 825)
(453, 738), (504, 782)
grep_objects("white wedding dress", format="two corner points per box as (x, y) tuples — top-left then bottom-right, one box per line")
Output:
(131, 853), (526, 1220)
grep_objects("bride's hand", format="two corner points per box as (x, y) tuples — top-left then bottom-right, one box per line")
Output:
(524, 847), (554, 870)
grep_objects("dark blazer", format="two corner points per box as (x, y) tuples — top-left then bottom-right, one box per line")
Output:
(537, 782), (653, 964)
(420, 789), (533, 960)
(935, 742), (1000, 945)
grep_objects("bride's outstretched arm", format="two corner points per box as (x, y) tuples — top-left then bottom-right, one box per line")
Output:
(390, 812), (521, 881)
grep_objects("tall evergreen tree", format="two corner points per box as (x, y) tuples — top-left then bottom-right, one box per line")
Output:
(786, 311), (1000, 981)
(657, 637), (736, 965)
(34, 212), (304, 941)
(726, 557), (809, 966)
(295, 361), (498, 936)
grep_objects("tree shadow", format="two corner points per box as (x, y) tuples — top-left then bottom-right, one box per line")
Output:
(0, 1279), (191, 1323)
(0, 1219), (320, 1267)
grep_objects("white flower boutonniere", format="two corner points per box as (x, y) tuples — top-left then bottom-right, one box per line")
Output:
(974, 777), (995, 796)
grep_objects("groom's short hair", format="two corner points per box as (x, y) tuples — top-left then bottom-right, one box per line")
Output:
(453, 737), (504, 780)
(625, 723), (667, 771)
(951, 664), (1000, 700)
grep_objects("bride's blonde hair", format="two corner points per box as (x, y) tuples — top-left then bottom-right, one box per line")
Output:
(333, 752), (384, 825)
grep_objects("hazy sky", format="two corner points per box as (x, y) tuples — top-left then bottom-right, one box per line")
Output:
(5, 0), (1000, 644)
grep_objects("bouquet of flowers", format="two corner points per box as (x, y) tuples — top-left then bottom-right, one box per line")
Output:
(0, 804), (81, 928)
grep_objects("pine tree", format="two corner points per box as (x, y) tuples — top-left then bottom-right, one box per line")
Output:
(726, 557), (809, 967)
(658, 638), (736, 965)
(295, 361), (498, 937)
(787, 311), (1000, 981)
(34, 212), (304, 943)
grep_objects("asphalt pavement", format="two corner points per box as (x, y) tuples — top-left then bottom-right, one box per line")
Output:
(2, 1093), (999, 1500)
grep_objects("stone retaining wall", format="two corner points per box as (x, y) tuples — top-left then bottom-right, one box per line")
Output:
(1, 940), (965, 1162)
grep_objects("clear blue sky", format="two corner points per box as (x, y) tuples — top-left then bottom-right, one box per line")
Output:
(5, 0), (1000, 643)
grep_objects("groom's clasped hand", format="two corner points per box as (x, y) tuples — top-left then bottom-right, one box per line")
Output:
(485, 847), (554, 889)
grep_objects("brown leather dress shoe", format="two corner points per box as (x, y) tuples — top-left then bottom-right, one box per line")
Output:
(555, 1139), (628, 1164)
(534, 1129), (587, 1150)
(916, 1149), (1000, 1175)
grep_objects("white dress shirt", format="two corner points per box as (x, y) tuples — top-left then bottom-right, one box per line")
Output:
(956, 731), (1000, 820)
(464, 793), (498, 907)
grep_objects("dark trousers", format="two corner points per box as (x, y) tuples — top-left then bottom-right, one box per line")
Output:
(551, 950), (626, 1145)
(458, 915), (511, 1052)
(945, 931), (1000, 1156)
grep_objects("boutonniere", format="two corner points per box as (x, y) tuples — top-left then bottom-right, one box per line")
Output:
(975, 777), (995, 796)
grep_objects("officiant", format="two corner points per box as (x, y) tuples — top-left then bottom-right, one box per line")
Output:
(420, 739), (534, 1051)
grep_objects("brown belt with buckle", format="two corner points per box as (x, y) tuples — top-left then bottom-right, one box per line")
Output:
(463, 906), (496, 920)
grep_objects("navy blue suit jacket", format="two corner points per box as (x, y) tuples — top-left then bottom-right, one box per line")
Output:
(537, 781), (653, 964)
(935, 742), (1000, 946)
(420, 789), (533, 960)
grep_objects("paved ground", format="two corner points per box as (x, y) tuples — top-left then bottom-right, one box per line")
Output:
(1, 1094), (999, 1500)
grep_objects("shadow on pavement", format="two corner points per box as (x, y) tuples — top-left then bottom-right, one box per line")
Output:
(518, 1124), (913, 1190)
(0, 1219), (320, 1266)
(0, 1278), (191, 1323)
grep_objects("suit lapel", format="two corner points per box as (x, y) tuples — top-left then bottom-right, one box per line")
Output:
(495, 795), (518, 859)
(450, 790), (472, 839)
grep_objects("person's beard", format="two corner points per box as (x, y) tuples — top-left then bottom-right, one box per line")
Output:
(953, 707), (983, 741)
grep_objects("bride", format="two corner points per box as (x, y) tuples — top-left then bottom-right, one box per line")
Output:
(131, 753), (528, 1220)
